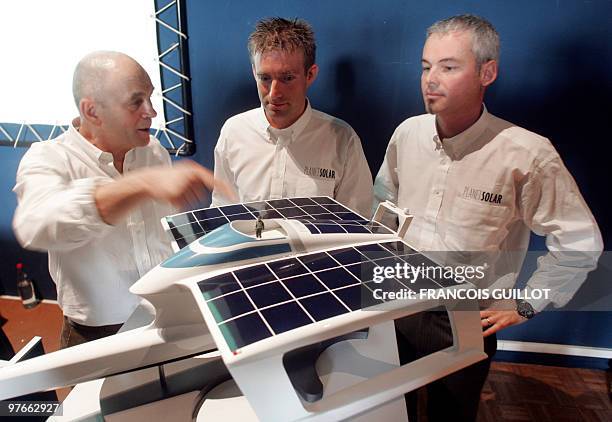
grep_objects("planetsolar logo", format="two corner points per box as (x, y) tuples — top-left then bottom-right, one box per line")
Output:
(461, 185), (503, 205)
(304, 166), (336, 180)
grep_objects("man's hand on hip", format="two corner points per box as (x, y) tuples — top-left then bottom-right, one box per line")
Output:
(480, 309), (528, 337)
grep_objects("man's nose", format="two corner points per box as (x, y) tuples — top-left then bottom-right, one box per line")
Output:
(143, 99), (157, 118)
(425, 68), (439, 86)
(269, 79), (282, 99)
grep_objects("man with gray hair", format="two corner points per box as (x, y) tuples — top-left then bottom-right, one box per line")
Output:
(211, 17), (373, 217)
(373, 14), (601, 421)
(13, 51), (231, 348)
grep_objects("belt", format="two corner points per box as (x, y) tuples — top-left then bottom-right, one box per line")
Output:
(65, 317), (122, 333)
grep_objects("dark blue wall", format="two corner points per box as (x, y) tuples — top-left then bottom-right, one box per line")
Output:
(1, 0), (610, 364)
(183, 0), (612, 359)
(0, 148), (57, 299)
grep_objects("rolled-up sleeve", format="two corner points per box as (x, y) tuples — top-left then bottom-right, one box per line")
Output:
(13, 144), (113, 252)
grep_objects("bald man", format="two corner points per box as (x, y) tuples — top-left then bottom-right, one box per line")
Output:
(13, 51), (230, 348)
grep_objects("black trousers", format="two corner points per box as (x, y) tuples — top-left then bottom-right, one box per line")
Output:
(60, 317), (122, 349)
(395, 311), (497, 422)
(0, 315), (14, 361)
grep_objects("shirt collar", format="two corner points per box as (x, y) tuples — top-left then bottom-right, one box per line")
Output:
(67, 124), (115, 165)
(258, 99), (313, 146)
(436, 104), (490, 159)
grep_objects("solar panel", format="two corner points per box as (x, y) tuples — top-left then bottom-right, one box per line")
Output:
(198, 240), (456, 352)
(163, 197), (391, 250)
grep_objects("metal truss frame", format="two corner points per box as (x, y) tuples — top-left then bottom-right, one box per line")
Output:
(0, 0), (195, 156)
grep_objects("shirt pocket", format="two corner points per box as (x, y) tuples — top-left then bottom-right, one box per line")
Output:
(296, 176), (335, 198)
(443, 197), (513, 251)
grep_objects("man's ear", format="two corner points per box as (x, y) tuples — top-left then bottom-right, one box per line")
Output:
(480, 60), (498, 87)
(306, 64), (319, 87)
(79, 98), (102, 126)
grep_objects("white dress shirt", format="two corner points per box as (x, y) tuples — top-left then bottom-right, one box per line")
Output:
(13, 126), (174, 325)
(211, 101), (374, 217)
(373, 107), (603, 311)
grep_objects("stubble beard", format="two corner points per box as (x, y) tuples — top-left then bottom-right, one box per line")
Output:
(424, 99), (435, 115)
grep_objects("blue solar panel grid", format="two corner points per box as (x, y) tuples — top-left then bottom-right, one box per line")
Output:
(163, 197), (390, 249)
(198, 240), (454, 352)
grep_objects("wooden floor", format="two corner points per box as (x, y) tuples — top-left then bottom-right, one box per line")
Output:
(1, 297), (70, 401)
(1, 297), (63, 354)
(1, 297), (610, 420)
(479, 362), (611, 421)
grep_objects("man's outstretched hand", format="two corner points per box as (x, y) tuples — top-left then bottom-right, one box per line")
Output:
(95, 160), (236, 225)
(138, 160), (235, 208)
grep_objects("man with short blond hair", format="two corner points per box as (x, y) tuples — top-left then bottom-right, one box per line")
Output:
(212, 17), (373, 217)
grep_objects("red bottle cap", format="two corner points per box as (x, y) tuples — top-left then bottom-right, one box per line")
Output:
(16, 263), (23, 270)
